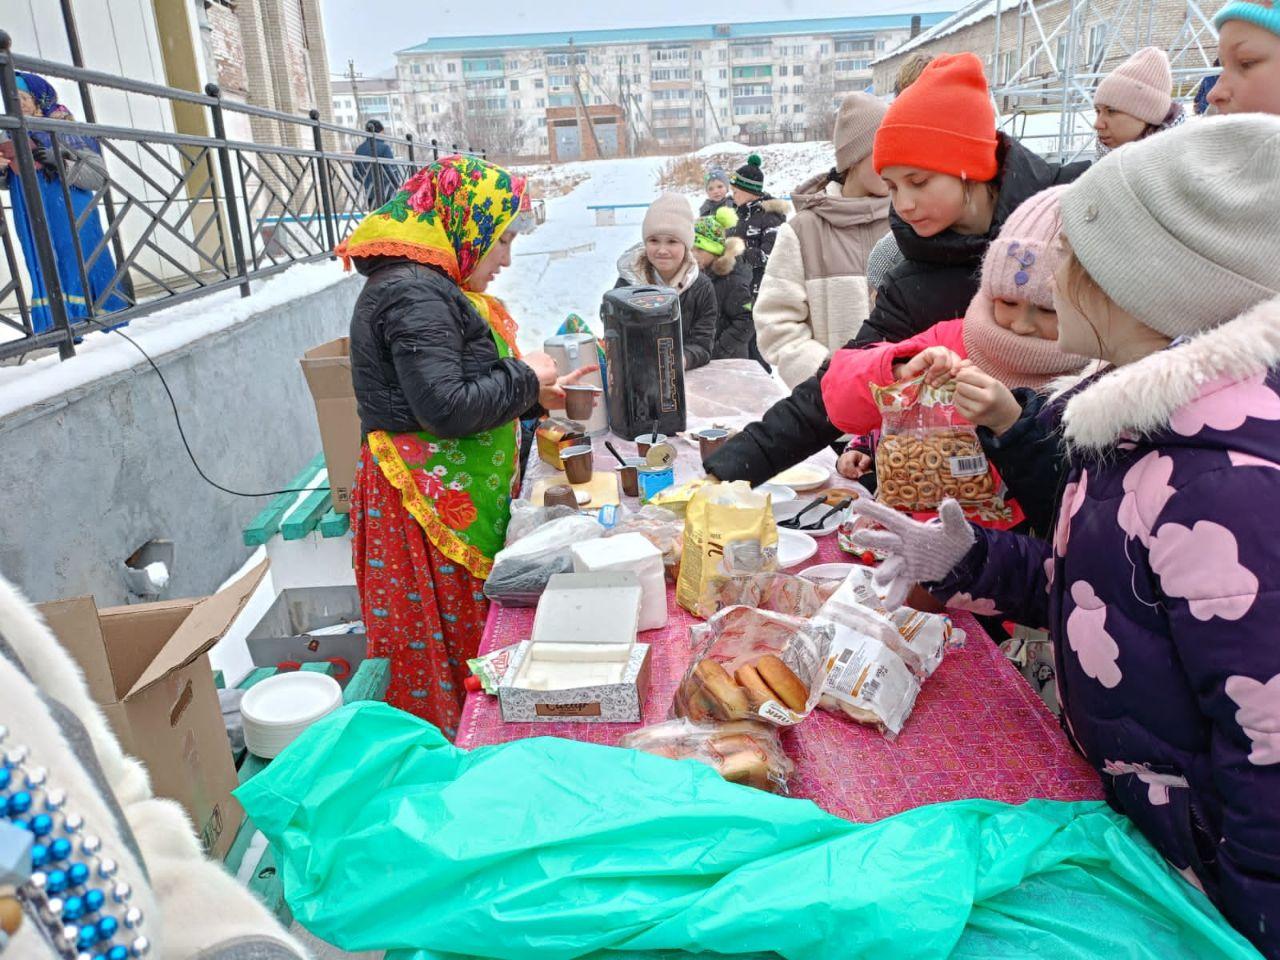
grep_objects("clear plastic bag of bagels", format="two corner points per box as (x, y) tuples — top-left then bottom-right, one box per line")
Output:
(619, 718), (796, 794)
(871, 375), (998, 513)
(671, 605), (836, 727)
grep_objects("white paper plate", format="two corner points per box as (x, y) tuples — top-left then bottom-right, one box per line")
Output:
(773, 500), (844, 536)
(241, 672), (343, 758)
(777, 529), (818, 569)
(769, 464), (831, 492)
(754, 482), (796, 503)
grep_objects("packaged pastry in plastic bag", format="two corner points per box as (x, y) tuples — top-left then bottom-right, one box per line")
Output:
(673, 606), (834, 726)
(872, 375), (997, 513)
(694, 571), (836, 620)
(605, 505), (684, 583)
(676, 482), (778, 615)
(818, 622), (920, 737)
(619, 718), (795, 794)
(819, 566), (952, 679)
(484, 514), (603, 607)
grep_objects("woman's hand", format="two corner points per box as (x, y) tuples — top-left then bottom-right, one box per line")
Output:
(896, 346), (964, 386)
(837, 449), (872, 480)
(523, 351), (560, 386)
(953, 363), (1022, 435)
(539, 364), (599, 411)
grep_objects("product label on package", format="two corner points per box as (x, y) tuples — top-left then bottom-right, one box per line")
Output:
(757, 700), (794, 725)
(949, 453), (989, 478)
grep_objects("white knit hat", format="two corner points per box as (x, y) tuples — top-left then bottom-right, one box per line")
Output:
(1060, 114), (1280, 338)
(643, 192), (695, 250)
(833, 93), (888, 173)
(1094, 47), (1173, 125)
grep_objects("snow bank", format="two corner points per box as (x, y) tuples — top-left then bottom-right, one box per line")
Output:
(0, 261), (350, 421)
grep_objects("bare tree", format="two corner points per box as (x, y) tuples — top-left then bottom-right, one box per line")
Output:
(440, 107), (530, 161)
(804, 70), (838, 142)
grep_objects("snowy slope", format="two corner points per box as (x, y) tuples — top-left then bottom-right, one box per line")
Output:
(499, 143), (833, 353)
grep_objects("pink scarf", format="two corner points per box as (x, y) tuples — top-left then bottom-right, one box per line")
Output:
(962, 293), (1087, 391)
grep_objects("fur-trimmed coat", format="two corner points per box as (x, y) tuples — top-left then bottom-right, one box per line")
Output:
(929, 296), (1280, 958)
(705, 237), (755, 361)
(0, 573), (308, 960)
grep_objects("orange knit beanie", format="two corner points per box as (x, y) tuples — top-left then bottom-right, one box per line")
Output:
(873, 53), (999, 181)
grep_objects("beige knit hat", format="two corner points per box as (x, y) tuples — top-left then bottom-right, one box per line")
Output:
(833, 93), (888, 173)
(1093, 47), (1173, 125)
(643, 192), (695, 249)
(1060, 114), (1280, 339)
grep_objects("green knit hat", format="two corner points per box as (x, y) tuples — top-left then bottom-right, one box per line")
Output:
(693, 206), (739, 256)
(731, 153), (765, 194)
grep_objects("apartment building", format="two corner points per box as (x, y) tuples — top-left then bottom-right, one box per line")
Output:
(394, 14), (950, 161)
(332, 76), (411, 137)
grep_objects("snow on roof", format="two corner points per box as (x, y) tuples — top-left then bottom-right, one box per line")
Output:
(871, 0), (1001, 65)
(398, 13), (953, 55)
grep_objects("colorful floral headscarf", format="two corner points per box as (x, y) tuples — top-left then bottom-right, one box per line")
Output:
(16, 71), (102, 154)
(337, 154), (527, 286)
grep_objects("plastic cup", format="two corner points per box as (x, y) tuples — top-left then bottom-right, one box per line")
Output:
(635, 433), (668, 458)
(561, 444), (594, 485)
(693, 427), (731, 459)
(563, 384), (602, 421)
(619, 457), (646, 497)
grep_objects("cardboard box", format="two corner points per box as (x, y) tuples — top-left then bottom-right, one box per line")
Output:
(301, 337), (361, 514)
(37, 561), (268, 859)
(499, 641), (652, 723)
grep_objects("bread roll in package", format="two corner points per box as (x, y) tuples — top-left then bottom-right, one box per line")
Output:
(673, 606), (835, 727)
(620, 719), (795, 794)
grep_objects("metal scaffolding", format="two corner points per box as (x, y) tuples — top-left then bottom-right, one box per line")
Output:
(989, 0), (1220, 160)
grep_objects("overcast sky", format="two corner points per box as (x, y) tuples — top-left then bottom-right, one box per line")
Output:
(319, 0), (956, 75)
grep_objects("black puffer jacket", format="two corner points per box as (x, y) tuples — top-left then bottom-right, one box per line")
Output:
(707, 238), (755, 360)
(732, 195), (789, 299)
(705, 137), (1088, 485)
(349, 257), (540, 438)
(614, 245), (718, 370)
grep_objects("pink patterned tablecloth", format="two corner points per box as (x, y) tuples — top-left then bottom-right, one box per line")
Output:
(457, 538), (1103, 822)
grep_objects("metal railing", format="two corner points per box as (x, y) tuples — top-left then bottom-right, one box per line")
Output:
(0, 32), (484, 363)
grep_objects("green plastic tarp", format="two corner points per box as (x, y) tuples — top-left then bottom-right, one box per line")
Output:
(236, 702), (1261, 960)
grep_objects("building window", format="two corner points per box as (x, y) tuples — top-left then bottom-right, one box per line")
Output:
(633, 73), (641, 83)
(1088, 23), (1108, 64)
(793, 103), (804, 113)
(536, 97), (546, 108)
(780, 104), (788, 114)
(793, 83), (804, 95)
(1055, 35), (1069, 71)
(878, 39), (887, 50)
(633, 53), (642, 64)
(447, 63), (456, 74)
(513, 99), (521, 109)
(719, 49), (728, 60)
(506, 59), (518, 69)
(793, 64), (805, 76)
(835, 58), (872, 72)
(1000, 49), (1017, 83)
(537, 117), (547, 127)
(535, 78), (544, 88)
(820, 44), (830, 54)
(411, 63), (421, 75)
(779, 65), (788, 76)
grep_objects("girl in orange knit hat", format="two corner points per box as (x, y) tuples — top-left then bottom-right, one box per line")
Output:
(701, 53), (1089, 491)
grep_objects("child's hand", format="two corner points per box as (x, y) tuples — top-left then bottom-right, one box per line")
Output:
(953, 363), (1022, 435)
(895, 346), (964, 386)
(837, 449), (872, 480)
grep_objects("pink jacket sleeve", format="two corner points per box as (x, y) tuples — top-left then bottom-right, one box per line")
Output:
(821, 319), (966, 435)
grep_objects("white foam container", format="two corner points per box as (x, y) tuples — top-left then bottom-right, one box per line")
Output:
(570, 533), (669, 631)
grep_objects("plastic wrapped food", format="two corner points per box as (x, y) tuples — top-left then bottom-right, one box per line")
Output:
(466, 642), (520, 695)
(819, 566), (952, 679)
(484, 514), (603, 607)
(872, 375), (998, 513)
(818, 623), (920, 737)
(620, 719), (795, 794)
(676, 482), (778, 615)
(504, 498), (582, 546)
(605, 505), (684, 583)
(673, 606), (834, 726)
(694, 572), (833, 620)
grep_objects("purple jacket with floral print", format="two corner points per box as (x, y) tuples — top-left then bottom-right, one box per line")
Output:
(931, 296), (1280, 959)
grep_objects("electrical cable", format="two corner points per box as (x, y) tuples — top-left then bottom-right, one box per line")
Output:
(84, 316), (332, 498)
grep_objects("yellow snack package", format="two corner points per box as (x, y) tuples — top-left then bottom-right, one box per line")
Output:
(676, 482), (779, 615)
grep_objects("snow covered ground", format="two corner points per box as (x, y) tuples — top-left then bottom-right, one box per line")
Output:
(501, 142), (833, 352)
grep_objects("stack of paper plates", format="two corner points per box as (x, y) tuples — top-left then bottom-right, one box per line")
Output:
(241, 672), (343, 759)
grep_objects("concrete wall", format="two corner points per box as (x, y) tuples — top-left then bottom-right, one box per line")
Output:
(0, 275), (362, 606)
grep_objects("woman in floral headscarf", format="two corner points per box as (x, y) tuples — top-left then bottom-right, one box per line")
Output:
(339, 155), (591, 732)
(0, 71), (128, 333)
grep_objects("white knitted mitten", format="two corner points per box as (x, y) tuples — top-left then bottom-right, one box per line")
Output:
(846, 498), (976, 609)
